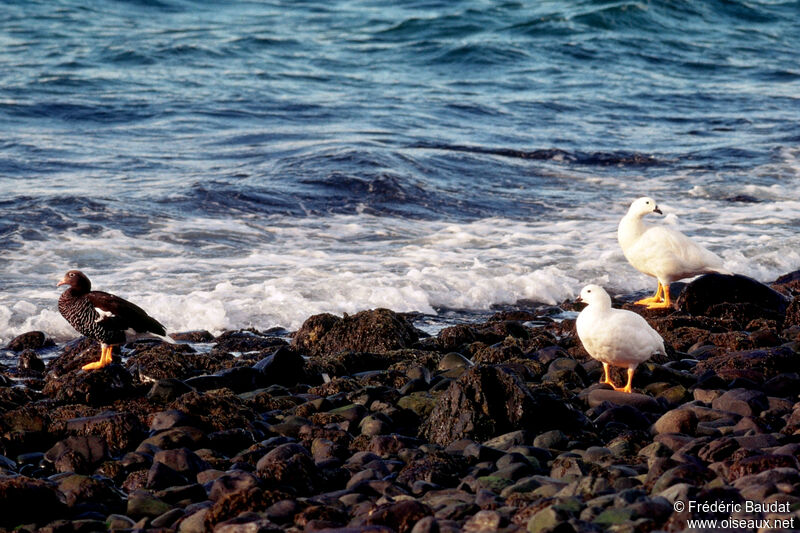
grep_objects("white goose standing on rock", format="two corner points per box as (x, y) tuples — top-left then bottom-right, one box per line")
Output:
(618, 197), (730, 309)
(576, 284), (666, 393)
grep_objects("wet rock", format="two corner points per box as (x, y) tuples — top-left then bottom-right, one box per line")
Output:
(293, 308), (422, 356)
(676, 273), (789, 318)
(171, 330), (215, 342)
(18, 349), (46, 372)
(253, 346), (306, 386)
(5, 331), (55, 352)
(126, 343), (226, 381)
(438, 352), (473, 373)
(42, 364), (134, 405)
(0, 476), (68, 528)
(421, 365), (588, 446)
(47, 337), (104, 375)
(213, 329), (287, 353)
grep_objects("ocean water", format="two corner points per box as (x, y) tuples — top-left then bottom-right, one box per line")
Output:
(2, 0), (800, 345)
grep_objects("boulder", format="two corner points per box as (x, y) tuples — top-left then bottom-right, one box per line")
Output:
(675, 274), (789, 320)
(256, 443), (320, 495)
(66, 411), (146, 455)
(694, 346), (800, 381)
(42, 364), (134, 406)
(420, 365), (589, 446)
(0, 476), (68, 527)
(126, 343), (228, 382)
(292, 309), (422, 356)
(213, 329), (287, 353)
(253, 346), (306, 386)
(5, 331), (54, 352)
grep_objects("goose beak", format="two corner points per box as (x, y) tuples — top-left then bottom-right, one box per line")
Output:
(653, 206), (663, 215)
(57, 277), (68, 287)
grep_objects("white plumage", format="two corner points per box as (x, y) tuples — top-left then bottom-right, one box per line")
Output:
(618, 197), (729, 308)
(576, 284), (665, 393)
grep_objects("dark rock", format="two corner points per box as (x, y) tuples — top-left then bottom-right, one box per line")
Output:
(694, 345), (800, 381)
(253, 346), (306, 386)
(594, 405), (651, 431)
(397, 451), (468, 488)
(256, 443), (319, 495)
(47, 337), (103, 375)
(56, 473), (124, 514)
(146, 461), (189, 489)
(149, 409), (199, 432)
(45, 435), (108, 473)
(421, 365), (588, 446)
(729, 454), (800, 482)
(148, 378), (195, 404)
(438, 352), (473, 373)
(213, 329), (287, 353)
(0, 476), (68, 527)
(711, 388), (769, 417)
(169, 389), (258, 432)
(357, 500), (433, 533)
(139, 426), (206, 450)
(153, 447), (211, 477)
(203, 487), (290, 530)
(209, 471), (260, 501)
(171, 330), (215, 342)
(676, 273), (789, 318)
(585, 389), (663, 413)
(42, 364), (134, 405)
(66, 411), (146, 455)
(207, 428), (257, 457)
(292, 308), (422, 356)
(18, 349), (46, 372)
(5, 331), (55, 352)
(126, 343), (229, 382)
(214, 366), (265, 393)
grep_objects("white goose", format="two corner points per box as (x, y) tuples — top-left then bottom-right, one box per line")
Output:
(576, 284), (665, 393)
(618, 197), (729, 309)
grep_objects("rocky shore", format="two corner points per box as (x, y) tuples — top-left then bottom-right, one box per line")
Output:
(2, 272), (800, 533)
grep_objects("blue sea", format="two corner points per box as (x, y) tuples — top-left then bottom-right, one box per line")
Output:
(2, 0), (800, 345)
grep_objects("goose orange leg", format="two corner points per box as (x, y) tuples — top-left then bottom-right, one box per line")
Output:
(645, 284), (672, 309)
(82, 345), (114, 370)
(600, 363), (625, 392)
(635, 282), (663, 305)
(621, 368), (635, 393)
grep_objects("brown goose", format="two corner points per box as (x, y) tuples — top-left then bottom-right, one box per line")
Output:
(57, 270), (171, 370)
